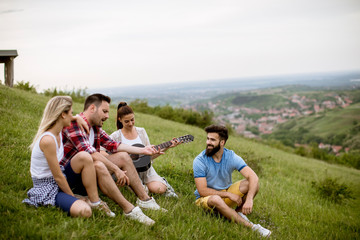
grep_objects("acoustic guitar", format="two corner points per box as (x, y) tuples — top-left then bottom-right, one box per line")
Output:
(130, 134), (194, 172)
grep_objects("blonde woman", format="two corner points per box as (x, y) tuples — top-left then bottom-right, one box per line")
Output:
(23, 96), (114, 217)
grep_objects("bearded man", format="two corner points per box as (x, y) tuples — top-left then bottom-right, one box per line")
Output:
(193, 125), (271, 237)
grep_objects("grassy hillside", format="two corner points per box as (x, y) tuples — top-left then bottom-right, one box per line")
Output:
(272, 103), (360, 149)
(276, 103), (360, 137)
(231, 94), (288, 109)
(1, 84), (360, 239)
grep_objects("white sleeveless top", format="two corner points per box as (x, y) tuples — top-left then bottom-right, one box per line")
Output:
(30, 132), (64, 179)
(120, 130), (142, 146)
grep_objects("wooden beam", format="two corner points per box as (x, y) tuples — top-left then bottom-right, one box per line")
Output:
(4, 57), (14, 87)
(0, 50), (18, 88)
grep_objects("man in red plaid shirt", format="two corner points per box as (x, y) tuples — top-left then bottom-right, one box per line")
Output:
(60, 94), (165, 225)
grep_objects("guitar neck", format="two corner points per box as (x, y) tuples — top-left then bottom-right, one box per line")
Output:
(156, 141), (172, 150)
(154, 135), (193, 150)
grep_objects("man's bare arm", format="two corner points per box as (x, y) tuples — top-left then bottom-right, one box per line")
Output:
(239, 166), (259, 214)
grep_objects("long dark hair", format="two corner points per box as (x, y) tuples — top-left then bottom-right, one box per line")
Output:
(116, 102), (134, 129)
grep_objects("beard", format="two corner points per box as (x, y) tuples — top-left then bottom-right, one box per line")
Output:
(96, 118), (107, 127)
(205, 143), (221, 157)
(93, 114), (107, 127)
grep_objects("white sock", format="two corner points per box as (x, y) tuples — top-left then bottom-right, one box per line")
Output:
(238, 212), (253, 224)
(90, 200), (101, 206)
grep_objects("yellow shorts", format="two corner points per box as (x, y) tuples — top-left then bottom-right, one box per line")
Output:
(195, 180), (244, 210)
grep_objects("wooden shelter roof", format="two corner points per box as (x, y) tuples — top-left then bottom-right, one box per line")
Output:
(0, 50), (18, 57)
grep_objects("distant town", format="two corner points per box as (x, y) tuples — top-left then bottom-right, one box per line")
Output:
(185, 91), (354, 154)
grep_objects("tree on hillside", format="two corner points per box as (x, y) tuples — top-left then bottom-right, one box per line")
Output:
(130, 99), (213, 129)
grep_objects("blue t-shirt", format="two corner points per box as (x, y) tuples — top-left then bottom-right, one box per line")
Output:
(193, 148), (247, 199)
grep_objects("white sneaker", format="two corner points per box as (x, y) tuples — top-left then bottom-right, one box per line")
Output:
(252, 224), (271, 237)
(124, 206), (155, 226)
(163, 178), (178, 198)
(238, 212), (252, 224)
(90, 200), (116, 217)
(74, 194), (116, 217)
(136, 197), (167, 212)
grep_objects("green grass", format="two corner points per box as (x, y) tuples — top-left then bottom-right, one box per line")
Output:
(231, 94), (288, 109)
(1, 84), (360, 239)
(287, 103), (360, 137)
(271, 103), (360, 150)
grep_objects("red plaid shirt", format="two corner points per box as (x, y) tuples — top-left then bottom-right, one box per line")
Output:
(60, 113), (119, 166)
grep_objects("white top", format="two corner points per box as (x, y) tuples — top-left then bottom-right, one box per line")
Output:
(119, 129), (142, 146)
(30, 132), (64, 179)
(89, 128), (95, 146)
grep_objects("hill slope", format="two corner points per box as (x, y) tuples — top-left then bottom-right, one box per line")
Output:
(271, 103), (360, 149)
(0, 84), (359, 240)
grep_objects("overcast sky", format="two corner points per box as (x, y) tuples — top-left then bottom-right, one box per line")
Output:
(1, 0), (360, 91)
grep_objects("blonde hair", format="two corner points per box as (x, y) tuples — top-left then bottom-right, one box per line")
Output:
(30, 96), (73, 150)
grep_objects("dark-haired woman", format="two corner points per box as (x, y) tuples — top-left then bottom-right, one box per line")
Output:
(107, 102), (180, 197)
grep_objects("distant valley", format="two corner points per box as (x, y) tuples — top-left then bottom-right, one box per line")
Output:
(89, 70), (360, 154)
(89, 70), (360, 107)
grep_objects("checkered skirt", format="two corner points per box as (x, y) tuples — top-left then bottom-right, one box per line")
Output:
(22, 176), (59, 207)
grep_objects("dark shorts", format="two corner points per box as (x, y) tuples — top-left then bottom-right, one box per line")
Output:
(54, 161), (88, 215)
(63, 160), (87, 196)
(55, 192), (78, 214)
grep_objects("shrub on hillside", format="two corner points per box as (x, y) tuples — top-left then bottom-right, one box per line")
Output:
(311, 177), (353, 203)
(43, 87), (88, 103)
(310, 142), (332, 161)
(246, 125), (260, 135)
(14, 81), (37, 93)
(328, 133), (347, 146)
(130, 99), (213, 129)
(295, 146), (307, 156)
(338, 150), (360, 169)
